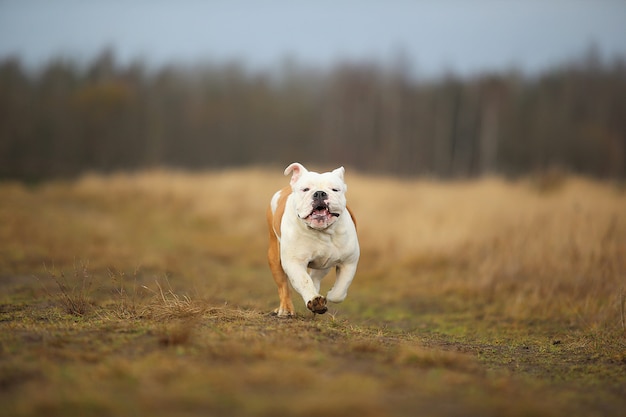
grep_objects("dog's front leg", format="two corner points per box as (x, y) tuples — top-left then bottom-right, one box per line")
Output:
(282, 262), (328, 314)
(327, 262), (358, 303)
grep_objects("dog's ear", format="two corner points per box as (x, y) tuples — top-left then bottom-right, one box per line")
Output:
(284, 163), (308, 186)
(332, 166), (345, 181)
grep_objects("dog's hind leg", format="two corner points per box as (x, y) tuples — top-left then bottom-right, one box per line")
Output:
(267, 211), (295, 317)
(268, 246), (294, 316)
(309, 268), (330, 293)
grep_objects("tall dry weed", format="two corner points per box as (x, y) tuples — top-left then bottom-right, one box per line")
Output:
(107, 267), (149, 319)
(142, 278), (206, 321)
(44, 262), (95, 316)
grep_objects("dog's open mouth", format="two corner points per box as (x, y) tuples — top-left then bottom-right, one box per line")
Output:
(309, 204), (340, 219)
(305, 204), (340, 227)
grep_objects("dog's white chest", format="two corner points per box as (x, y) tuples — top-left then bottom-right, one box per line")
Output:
(306, 239), (346, 270)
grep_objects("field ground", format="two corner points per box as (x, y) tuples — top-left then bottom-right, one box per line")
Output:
(1, 168), (625, 416)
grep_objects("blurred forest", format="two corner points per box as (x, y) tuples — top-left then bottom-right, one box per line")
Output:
(1, 48), (625, 181)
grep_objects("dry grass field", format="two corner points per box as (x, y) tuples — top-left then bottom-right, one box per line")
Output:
(1, 167), (625, 416)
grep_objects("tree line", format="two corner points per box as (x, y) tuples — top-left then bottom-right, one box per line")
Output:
(1, 49), (624, 181)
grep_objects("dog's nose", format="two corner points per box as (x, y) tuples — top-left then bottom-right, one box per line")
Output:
(313, 191), (328, 200)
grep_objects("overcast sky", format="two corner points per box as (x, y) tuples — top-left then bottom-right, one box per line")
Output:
(1, 1), (625, 77)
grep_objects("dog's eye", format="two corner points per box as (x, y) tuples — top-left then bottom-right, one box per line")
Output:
(332, 188), (340, 192)
(302, 188), (310, 192)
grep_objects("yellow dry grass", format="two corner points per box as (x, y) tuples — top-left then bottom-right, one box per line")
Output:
(351, 174), (625, 325)
(0, 167), (625, 417)
(1, 167), (624, 331)
(63, 167), (625, 326)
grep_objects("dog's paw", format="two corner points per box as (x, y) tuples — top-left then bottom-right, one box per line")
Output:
(307, 296), (328, 314)
(272, 307), (295, 318)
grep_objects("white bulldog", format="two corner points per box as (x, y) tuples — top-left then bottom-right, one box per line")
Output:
(266, 162), (360, 316)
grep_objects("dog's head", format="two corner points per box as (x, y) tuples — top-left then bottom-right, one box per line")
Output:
(284, 162), (348, 230)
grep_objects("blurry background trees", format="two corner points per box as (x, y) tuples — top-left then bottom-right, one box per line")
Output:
(1, 48), (624, 181)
